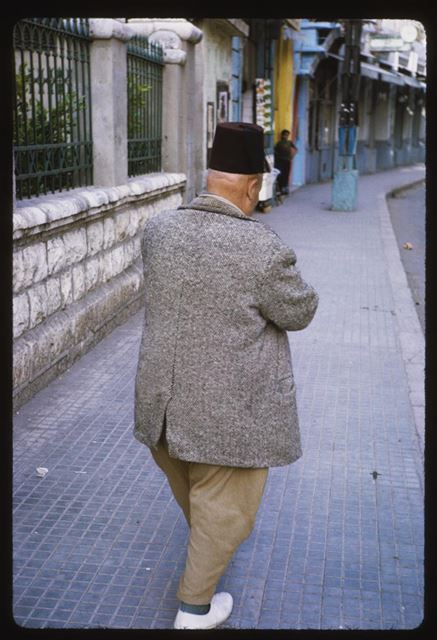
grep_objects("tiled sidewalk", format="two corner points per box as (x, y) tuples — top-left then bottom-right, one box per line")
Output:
(12, 166), (425, 629)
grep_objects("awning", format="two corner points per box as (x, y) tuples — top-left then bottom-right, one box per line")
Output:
(378, 67), (404, 85)
(360, 62), (380, 80)
(327, 53), (383, 81)
(402, 75), (426, 89)
(327, 52), (425, 89)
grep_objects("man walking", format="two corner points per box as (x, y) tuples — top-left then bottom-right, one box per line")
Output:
(134, 122), (318, 629)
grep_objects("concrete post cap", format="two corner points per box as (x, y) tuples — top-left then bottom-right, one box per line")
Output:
(89, 18), (136, 42)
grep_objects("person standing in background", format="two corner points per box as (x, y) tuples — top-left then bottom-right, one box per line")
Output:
(274, 129), (298, 196)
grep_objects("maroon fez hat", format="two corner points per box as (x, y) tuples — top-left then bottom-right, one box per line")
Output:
(208, 122), (271, 174)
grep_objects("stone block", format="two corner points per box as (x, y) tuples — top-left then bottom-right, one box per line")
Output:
(20, 207), (48, 228)
(12, 337), (33, 388)
(136, 204), (149, 226)
(103, 217), (115, 249)
(13, 249), (25, 293)
(72, 263), (86, 301)
(63, 228), (88, 266)
(20, 242), (48, 288)
(110, 245), (125, 277)
(77, 187), (109, 210)
(60, 271), (73, 309)
(69, 303), (93, 345)
(123, 239), (136, 268)
(98, 252), (112, 284)
(40, 197), (81, 223)
(85, 256), (101, 292)
(20, 312), (74, 387)
(86, 220), (104, 256)
(47, 237), (67, 275)
(42, 312), (74, 362)
(128, 208), (140, 237)
(114, 210), (130, 242)
(28, 283), (48, 329)
(12, 213), (27, 237)
(13, 293), (30, 339)
(46, 276), (62, 316)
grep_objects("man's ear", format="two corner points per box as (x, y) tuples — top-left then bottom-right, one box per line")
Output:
(247, 174), (261, 201)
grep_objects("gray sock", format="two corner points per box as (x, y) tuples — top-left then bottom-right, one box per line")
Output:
(180, 601), (211, 615)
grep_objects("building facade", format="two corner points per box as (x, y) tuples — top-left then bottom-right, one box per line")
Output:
(292, 19), (426, 187)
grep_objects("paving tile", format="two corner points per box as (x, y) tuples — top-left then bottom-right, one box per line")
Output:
(49, 608), (74, 622)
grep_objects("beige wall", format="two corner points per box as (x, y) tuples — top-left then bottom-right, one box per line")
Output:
(200, 20), (234, 106)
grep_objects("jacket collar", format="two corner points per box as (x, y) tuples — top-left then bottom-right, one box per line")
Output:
(178, 193), (258, 223)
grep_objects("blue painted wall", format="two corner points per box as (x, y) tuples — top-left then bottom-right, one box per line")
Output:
(292, 75), (309, 186)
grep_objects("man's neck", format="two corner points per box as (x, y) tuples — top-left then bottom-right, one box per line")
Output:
(204, 192), (248, 216)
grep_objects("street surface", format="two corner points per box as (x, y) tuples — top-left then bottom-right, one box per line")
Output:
(386, 181), (425, 333)
(12, 166), (425, 630)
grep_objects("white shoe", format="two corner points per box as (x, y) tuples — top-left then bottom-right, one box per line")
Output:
(173, 592), (233, 629)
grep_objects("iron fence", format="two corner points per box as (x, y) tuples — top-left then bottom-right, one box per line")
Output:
(127, 35), (164, 177)
(13, 18), (93, 200)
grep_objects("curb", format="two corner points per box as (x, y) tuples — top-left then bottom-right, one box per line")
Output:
(378, 176), (425, 462)
(387, 177), (425, 199)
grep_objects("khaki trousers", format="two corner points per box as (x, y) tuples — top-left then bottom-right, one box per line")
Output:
(150, 434), (268, 604)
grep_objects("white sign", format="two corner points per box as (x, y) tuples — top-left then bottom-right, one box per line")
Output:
(369, 37), (407, 51)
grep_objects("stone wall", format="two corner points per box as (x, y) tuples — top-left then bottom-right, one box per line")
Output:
(13, 173), (186, 409)
(12, 18), (252, 408)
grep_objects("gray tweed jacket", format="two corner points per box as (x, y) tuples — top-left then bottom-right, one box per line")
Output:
(134, 194), (318, 467)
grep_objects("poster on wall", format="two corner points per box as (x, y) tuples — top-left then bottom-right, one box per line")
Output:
(255, 78), (274, 134)
(217, 82), (229, 123)
(207, 101), (215, 166)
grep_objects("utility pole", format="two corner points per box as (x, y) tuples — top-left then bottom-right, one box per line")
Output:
(331, 19), (362, 211)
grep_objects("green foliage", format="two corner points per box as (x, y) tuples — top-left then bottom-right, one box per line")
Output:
(14, 62), (86, 146)
(127, 72), (152, 137)
(14, 61), (89, 197)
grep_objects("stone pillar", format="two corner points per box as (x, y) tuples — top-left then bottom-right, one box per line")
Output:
(162, 55), (186, 175)
(89, 19), (134, 187)
(148, 28), (202, 202)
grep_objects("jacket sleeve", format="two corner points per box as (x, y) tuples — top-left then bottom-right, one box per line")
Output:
(258, 244), (319, 331)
